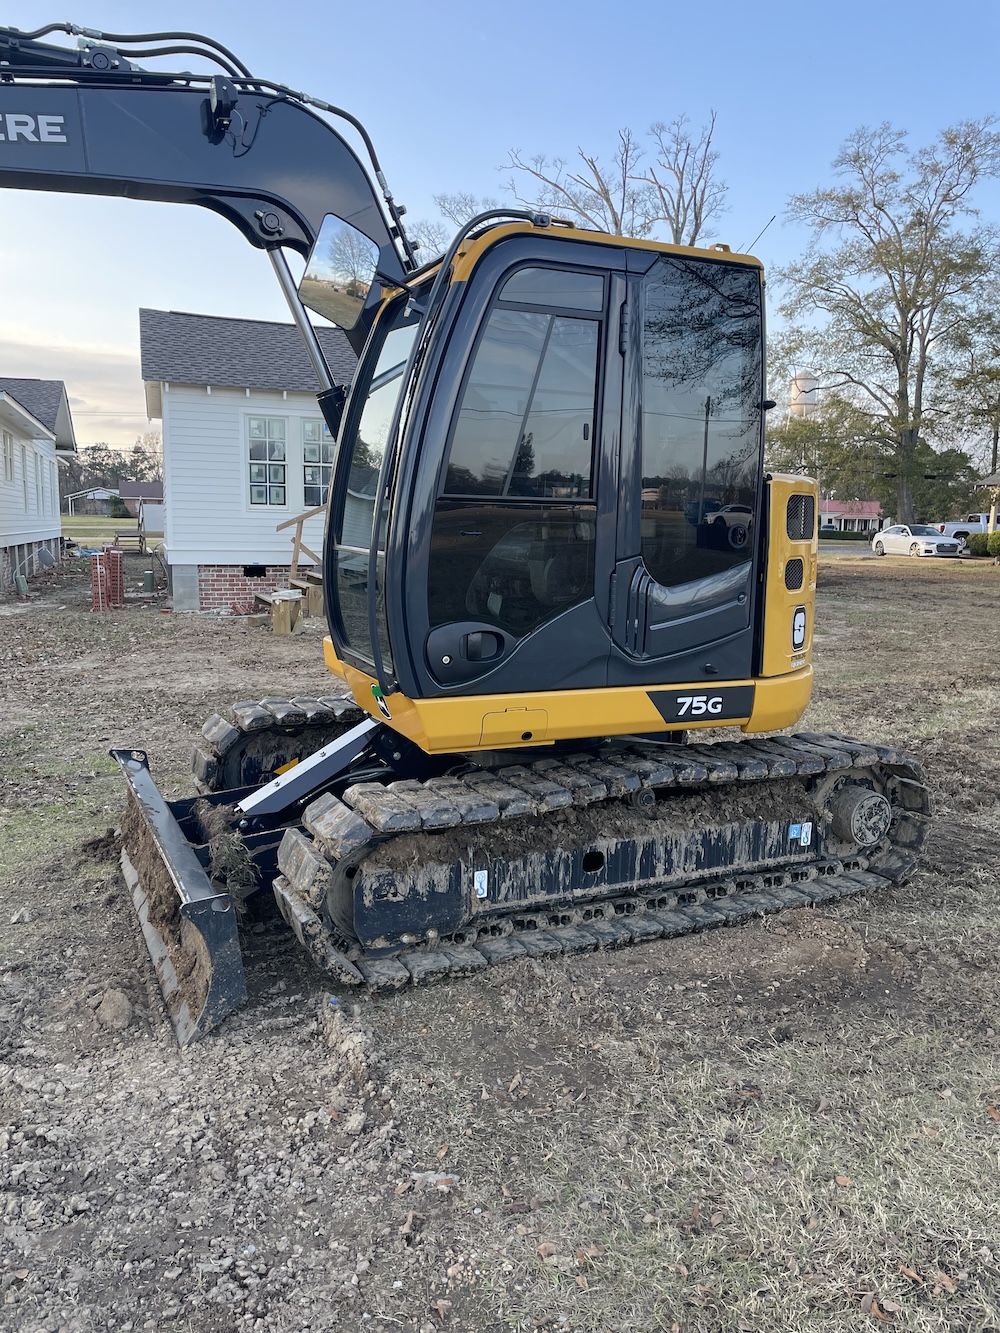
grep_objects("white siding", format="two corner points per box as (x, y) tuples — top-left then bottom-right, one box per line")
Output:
(161, 385), (329, 566)
(0, 424), (61, 547)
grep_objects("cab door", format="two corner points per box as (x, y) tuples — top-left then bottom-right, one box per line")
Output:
(609, 252), (766, 685)
(398, 240), (627, 699)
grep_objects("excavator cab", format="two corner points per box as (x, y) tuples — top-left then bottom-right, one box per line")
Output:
(329, 231), (757, 687)
(312, 220), (809, 751)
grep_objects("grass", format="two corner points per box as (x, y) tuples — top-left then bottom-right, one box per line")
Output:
(366, 964), (1000, 1332)
(3, 550), (1000, 1332)
(62, 513), (135, 545)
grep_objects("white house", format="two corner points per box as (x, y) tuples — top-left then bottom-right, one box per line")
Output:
(140, 309), (356, 612)
(0, 378), (77, 593)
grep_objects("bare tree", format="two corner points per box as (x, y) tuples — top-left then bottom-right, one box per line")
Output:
(131, 430), (163, 483)
(504, 117), (727, 244)
(780, 120), (1000, 523)
(635, 113), (727, 245)
(434, 192), (501, 226)
(327, 226), (379, 295)
(407, 218), (450, 262)
(506, 129), (653, 236)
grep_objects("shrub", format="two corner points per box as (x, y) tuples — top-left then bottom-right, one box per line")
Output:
(988, 531), (1000, 558)
(966, 533), (989, 556)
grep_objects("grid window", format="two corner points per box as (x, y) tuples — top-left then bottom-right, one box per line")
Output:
(303, 419), (334, 507)
(20, 445), (27, 509)
(1, 432), (13, 482)
(35, 454), (43, 512)
(248, 416), (287, 506)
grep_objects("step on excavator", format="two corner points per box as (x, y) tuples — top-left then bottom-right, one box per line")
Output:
(0, 22), (931, 1043)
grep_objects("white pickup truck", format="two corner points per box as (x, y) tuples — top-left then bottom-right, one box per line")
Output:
(935, 512), (995, 545)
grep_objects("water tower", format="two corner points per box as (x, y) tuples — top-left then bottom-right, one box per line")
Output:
(789, 370), (819, 419)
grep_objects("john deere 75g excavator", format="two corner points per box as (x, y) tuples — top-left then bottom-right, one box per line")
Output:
(0, 22), (931, 1044)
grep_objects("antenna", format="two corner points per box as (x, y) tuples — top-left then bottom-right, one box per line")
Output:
(741, 214), (776, 253)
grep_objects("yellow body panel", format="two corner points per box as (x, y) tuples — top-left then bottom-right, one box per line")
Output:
(406, 222), (763, 296)
(324, 636), (812, 754)
(760, 475), (819, 678)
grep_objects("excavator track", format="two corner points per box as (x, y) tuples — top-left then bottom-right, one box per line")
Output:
(191, 691), (364, 792)
(271, 732), (931, 990)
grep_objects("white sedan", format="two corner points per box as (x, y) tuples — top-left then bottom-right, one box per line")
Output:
(871, 525), (962, 557)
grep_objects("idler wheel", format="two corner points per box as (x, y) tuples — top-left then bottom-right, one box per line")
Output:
(829, 784), (892, 846)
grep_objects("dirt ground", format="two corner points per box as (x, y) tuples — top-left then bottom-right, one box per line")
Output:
(2, 554), (1000, 1333)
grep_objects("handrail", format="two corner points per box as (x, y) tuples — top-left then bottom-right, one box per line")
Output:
(276, 505), (325, 583)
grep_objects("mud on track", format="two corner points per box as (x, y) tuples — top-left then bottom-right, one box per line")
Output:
(2, 555), (1000, 1331)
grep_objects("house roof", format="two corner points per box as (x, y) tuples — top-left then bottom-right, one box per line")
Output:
(0, 377), (77, 451)
(119, 481), (164, 501)
(980, 472), (1000, 487)
(139, 309), (358, 398)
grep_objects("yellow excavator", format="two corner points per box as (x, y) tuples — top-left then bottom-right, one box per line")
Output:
(0, 22), (930, 1043)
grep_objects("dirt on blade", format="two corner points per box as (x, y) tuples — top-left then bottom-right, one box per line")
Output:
(2, 552), (1000, 1332)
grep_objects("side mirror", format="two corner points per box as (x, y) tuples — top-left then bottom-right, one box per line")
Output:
(298, 214), (379, 330)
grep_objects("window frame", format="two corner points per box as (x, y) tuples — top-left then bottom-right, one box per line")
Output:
(302, 417), (334, 508)
(246, 414), (288, 508)
(1, 431), (14, 483)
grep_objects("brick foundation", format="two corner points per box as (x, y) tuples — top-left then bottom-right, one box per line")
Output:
(1, 539), (61, 595)
(196, 563), (317, 612)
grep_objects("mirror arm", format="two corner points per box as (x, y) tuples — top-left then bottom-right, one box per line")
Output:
(268, 246), (334, 392)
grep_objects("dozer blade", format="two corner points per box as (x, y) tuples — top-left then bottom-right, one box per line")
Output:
(112, 749), (247, 1045)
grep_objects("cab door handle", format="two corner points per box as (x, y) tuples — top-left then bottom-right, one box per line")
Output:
(425, 621), (516, 682)
(464, 630), (504, 662)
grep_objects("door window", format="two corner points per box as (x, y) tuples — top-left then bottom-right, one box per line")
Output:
(445, 309), (598, 499)
(429, 268), (603, 638)
(332, 304), (419, 668)
(639, 257), (762, 590)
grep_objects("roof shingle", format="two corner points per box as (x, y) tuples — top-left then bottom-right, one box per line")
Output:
(139, 309), (357, 392)
(0, 377), (66, 435)
(0, 377), (76, 451)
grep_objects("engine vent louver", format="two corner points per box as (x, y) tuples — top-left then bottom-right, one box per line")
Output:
(784, 558), (804, 590)
(786, 494), (815, 542)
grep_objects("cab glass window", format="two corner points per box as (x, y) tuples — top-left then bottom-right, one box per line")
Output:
(427, 267), (603, 639)
(443, 269), (602, 499)
(498, 267), (605, 310)
(639, 257), (762, 588)
(333, 304), (419, 668)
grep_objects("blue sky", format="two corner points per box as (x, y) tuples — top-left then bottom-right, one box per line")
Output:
(3, 0), (1000, 446)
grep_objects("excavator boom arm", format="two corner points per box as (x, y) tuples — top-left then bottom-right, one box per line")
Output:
(0, 24), (408, 284)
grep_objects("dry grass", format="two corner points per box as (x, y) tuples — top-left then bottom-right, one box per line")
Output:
(61, 514), (132, 546)
(3, 555), (1000, 1331)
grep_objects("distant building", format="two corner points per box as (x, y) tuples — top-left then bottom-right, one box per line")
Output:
(0, 377), (77, 592)
(140, 309), (356, 611)
(65, 486), (119, 517)
(118, 480), (164, 518)
(819, 498), (883, 533)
